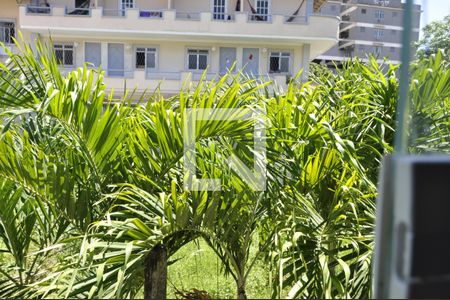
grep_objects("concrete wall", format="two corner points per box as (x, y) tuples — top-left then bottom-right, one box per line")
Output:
(1, 0), (20, 21)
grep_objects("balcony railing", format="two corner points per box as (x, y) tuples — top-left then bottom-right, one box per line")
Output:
(103, 9), (126, 17)
(248, 14), (272, 22)
(65, 7), (91, 16)
(212, 13), (235, 21)
(21, 6), (327, 27)
(19, 5), (340, 44)
(26, 5), (51, 15)
(139, 10), (164, 18)
(175, 12), (201, 20)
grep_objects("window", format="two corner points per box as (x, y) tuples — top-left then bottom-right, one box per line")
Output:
(187, 49), (209, 70)
(135, 47), (157, 70)
(0, 21), (14, 44)
(269, 51), (290, 73)
(361, 8), (366, 14)
(360, 27), (366, 32)
(392, 11), (397, 17)
(120, 0), (134, 16)
(374, 28), (384, 40)
(390, 47), (395, 53)
(213, 0), (226, 20)
(331, 5), (336, 11)
(255, 0), (270, 21)
(54, 44), (74, 66)
(391, 29), (396, 35)
(375, 10), (385, 19)
(121, 0), (134, 9)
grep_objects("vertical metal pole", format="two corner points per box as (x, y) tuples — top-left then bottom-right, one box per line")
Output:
(394, 0), (413, 154)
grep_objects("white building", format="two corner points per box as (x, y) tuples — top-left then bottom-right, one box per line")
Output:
(1, 0), (339, 95)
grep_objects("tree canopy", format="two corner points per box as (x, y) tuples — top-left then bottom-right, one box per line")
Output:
(417, 15), (450, 59)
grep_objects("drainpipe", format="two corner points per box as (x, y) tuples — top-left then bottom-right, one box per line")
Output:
(168, 0), (172, 9)
(240, 0), (243, 12)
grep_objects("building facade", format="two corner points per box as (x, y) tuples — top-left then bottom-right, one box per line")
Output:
(315, 0), (421, 66)
(0, 0), (339, 95)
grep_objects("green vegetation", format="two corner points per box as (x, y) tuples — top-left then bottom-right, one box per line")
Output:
(417, 15), (450, 60)
(167, 239), (271, 299)
(0, 38), (449, 299)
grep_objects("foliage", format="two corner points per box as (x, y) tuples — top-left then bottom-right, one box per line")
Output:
(0, 37), (448, 299)
(417, 15), (450, 60)
(408, 50), (450, 153)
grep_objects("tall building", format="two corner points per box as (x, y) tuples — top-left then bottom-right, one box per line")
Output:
(0, 0), (339, 95)
(315, 0), (421, 67)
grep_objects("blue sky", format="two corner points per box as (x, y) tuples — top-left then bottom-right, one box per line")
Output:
(415, 0), (450, 28)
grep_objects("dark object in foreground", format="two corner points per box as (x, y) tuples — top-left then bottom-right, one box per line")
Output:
(374, 155), (450, 298)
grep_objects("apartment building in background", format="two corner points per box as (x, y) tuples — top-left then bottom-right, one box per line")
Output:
(315, 0), (421, 67)
(0, 0), (339, 95)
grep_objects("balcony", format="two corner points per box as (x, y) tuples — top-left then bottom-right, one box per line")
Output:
(19, 5), (339, 58)
(25, 5), (51, 15)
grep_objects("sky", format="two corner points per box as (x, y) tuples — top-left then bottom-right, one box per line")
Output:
(414, 0), (450, 29)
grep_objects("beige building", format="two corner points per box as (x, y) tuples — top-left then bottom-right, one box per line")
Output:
(1, 0), (339, 94)
(315, 0), (421, 66)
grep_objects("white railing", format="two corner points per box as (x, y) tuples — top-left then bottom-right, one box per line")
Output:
(21, 7), (319, 27)
(139, 10), (164, 18)
(175, 12), (201, 20)
(18, 6), (341, 30)
(26, 5), (51, 15)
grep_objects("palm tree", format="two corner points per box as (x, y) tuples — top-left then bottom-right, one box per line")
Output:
(2, 36), (448, 300)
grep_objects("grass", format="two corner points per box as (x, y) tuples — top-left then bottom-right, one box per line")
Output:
(167, 239), (272, 299)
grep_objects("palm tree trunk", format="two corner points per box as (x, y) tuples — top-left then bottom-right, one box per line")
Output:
(236, 277), (247, 299)
(144, 244), (167, 300)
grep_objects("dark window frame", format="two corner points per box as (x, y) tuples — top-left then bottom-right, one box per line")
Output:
(54, 44), (74, 66)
